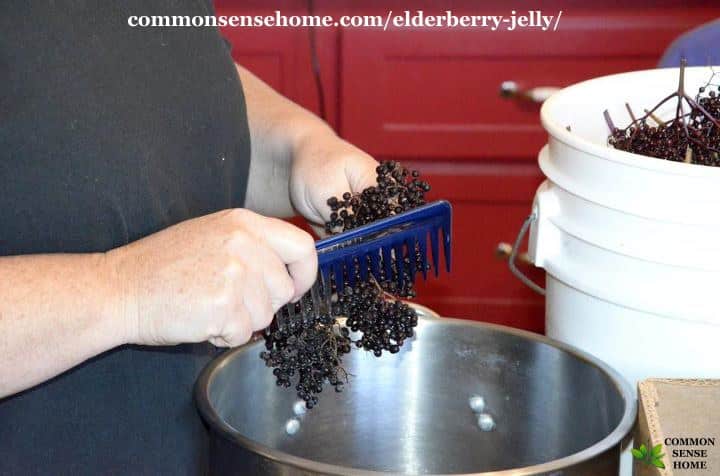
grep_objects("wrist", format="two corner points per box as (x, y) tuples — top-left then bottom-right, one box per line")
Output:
(102, 247), (139, 346)
(290, 118), (336, 159)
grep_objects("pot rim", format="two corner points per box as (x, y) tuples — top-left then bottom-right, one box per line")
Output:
(195, 318), (637, 476)
(540, 65), (720, 179)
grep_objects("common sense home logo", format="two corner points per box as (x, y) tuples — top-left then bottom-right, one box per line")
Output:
(632, 441), (665, 469)
(633, 437), (716, 471)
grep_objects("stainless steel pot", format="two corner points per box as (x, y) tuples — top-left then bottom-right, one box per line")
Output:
(195, 313), (636, 475)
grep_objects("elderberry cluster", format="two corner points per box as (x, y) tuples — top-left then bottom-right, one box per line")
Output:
(260, 307), (352, 409)
(326, 160), (431, 298)
(335, 282), (418, 357)
(324, 160), (431, 234)
(607, 64), (720, 167)
(261, 160), (431, 409)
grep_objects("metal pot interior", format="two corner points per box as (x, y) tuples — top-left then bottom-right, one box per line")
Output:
(201, 319), (632, 474)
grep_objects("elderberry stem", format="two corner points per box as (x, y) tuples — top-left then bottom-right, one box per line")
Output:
(603, 110), (617, 132)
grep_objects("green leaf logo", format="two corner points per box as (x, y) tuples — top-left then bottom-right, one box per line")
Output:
(633, 441), (665, 469)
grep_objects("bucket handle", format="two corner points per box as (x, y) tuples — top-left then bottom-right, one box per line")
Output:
(509, 213), (546, 296)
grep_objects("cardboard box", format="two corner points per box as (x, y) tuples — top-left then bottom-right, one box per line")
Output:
(635, 379), (720, 475)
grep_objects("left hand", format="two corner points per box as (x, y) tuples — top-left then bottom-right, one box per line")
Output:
(289, 128), (379, 230)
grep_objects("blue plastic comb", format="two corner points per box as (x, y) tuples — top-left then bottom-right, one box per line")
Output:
(276, 200), (452, 328)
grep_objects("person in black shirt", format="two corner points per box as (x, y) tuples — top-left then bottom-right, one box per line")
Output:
(0, 1), (378, 474)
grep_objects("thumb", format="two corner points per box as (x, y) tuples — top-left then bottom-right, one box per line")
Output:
(344, 152), (380, 195)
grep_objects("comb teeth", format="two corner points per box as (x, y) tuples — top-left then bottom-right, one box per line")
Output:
(382, 244), (393, 284)
(418, 229), (428, 280)
(319, 269), (332, 314)
(406, 235), (416, 279)
(358, 255), (369, 282)
(429, 226), (440, 278)
(369, 249), (381, 281)
(345, 255), (356, 288)
(318, 199), (451, 290)
(442, 220), (452, 273)
(309, 282), (321, 320)
(277, 201), (452, 329)
(393, 241), (404, 289)
(332, 261), (344, 292)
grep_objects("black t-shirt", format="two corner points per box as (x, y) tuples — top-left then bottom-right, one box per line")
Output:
(0, 1), (251, 474)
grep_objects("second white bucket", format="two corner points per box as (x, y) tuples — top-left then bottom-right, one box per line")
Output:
(522, 67), (720, 387)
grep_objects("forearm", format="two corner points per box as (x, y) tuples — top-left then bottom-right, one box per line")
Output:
(0, 253), (127, 398)
(237, 63), (336, 217)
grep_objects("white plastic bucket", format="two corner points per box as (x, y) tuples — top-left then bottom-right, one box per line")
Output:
(523, 67), (720, 387)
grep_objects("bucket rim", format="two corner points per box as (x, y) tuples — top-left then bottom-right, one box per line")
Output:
(541, 66), (720, 179)
(195, 316), (637, 476)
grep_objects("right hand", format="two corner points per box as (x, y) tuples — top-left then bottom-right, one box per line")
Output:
(106, 208), (317, 347)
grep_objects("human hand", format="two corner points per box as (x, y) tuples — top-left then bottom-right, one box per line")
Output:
(107, 209), (316, 347)
(289, 128), (379, 231)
